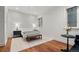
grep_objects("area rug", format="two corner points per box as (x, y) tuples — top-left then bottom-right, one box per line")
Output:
(10, 37), (52, 52)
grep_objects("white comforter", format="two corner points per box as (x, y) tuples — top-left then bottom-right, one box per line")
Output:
(22, 30), (41, 38)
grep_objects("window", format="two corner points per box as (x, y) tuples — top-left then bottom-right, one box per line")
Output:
(67, 6), (77, 27)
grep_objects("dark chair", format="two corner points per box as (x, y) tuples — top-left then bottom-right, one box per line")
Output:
(70, 35), (79, 52)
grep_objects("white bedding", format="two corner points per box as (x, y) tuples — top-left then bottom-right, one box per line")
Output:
(23, 30), (41, 36)
(22, 30), (41, 39)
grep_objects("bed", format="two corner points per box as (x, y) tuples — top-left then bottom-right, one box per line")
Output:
(22, 30), (42, 41)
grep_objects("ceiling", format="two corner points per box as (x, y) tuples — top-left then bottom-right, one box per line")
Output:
(7, 6), (56, 16)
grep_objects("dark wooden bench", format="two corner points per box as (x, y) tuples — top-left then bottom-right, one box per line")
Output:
(26, 34), (42, 41)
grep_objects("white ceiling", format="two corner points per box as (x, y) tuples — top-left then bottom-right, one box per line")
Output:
(7, 6), (55, 16)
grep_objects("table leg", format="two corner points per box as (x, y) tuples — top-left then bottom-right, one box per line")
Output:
(61, 37), (69, 52)
(67, 37), (69, 51)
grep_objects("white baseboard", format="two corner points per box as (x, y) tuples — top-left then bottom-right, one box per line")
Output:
(0, 43), (5, 46)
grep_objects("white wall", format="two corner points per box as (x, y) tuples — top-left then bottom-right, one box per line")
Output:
(0, 6), (5, 46)
(77, 7), (79, 28)
(42, 6), (79, 45)
(42, 7), (67, 41)
(6, 9), (39, 38)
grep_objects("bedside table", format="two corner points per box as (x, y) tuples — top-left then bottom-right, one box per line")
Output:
(13, 31), (22, 38)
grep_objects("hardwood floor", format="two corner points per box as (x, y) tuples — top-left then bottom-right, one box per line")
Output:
(0, 37), (72, 52)
(20, 40), (72, 52)
(0, 37), (12, 52)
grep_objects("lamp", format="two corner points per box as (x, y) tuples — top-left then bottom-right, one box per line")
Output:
(32, 23), (37, 30)
(15, 23), (20, 31)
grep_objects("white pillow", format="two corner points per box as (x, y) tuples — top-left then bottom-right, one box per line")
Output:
(20, 28), (33, 32)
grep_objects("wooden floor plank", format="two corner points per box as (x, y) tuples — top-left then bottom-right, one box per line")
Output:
(0, 37), (12, 52)
(20, 40), (72, 52)
(0, 37), (72, 52)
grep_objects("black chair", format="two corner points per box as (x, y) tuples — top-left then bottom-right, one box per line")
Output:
(70, 35), (79, 52)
